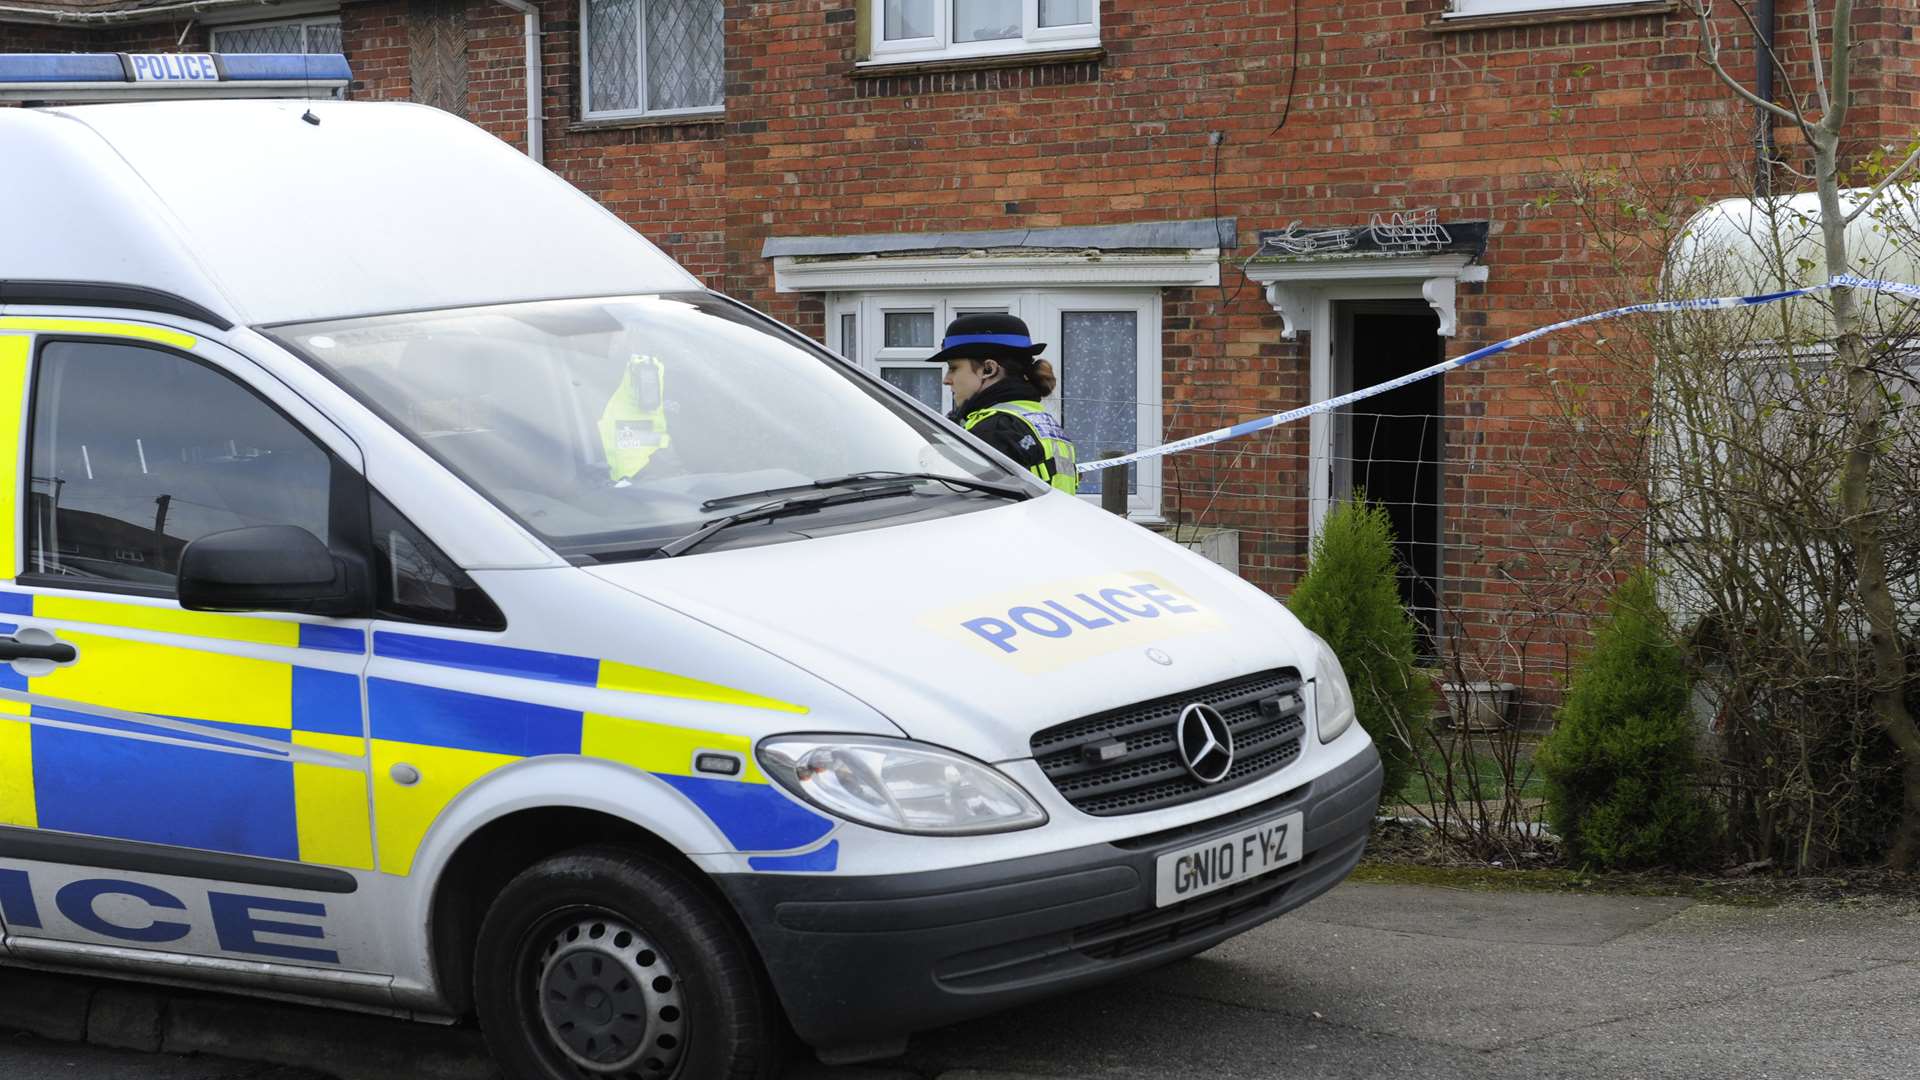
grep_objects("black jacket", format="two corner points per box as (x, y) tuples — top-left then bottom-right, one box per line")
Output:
(950, 377), (1050, 472)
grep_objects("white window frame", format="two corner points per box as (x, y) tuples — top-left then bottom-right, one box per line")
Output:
(828, 287), (1162, 521)
(209, 13), (342, 53)
(866, 0), (1100, 66)
(1445, 0), (1642, 16)
(579, 0), (725, 122)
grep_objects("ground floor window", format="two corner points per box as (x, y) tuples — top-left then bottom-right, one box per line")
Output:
(210, 14), (343, 53)
(827, 288), (1163, 518)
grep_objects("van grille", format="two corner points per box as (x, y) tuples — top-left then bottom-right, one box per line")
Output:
(1030, 669), (1306, 816)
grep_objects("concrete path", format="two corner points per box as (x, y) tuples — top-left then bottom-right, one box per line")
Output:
(4, 881), (1917, 1079)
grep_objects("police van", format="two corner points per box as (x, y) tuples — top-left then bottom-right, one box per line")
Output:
(0, 54), (1382, 1079)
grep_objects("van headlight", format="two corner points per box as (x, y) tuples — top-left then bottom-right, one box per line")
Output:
(758, 736), (1048, 835)
(1310, 635), (1357, 743)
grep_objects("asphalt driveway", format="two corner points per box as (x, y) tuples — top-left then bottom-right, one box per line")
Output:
(5, 881), (1917, 1080)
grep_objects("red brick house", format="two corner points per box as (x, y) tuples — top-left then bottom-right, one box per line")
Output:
(7, 0), (1919, 694)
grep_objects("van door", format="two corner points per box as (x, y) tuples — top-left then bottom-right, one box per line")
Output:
(0, 328), (377, 979)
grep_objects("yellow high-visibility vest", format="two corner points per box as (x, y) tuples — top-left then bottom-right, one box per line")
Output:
(964, 399), (1079, 495)
(598, 354), (669, 482)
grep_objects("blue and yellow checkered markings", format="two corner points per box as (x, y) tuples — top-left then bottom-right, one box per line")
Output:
(369, 679), (582, 757)
(655, 774), (834, 852)
(30, 705), (291, 753)
(362, 678), (833, 872)
(10, 672), (367, 867)
(0, 646), (33, 828)
(0, 597), (832, 876)
(0, 590), (373, 867)
(365, 681), (575, 875)
(298, 624), (366, 655)
(372, 631), (810, 715)
(363, 632), (834, 872)
(30, 723), (300, 862)
(291, 667), (363, 738)
(374, 632), (595, 686)
(749, 841), (840, 873)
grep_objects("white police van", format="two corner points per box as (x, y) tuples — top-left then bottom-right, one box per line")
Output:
(0, 53), (1382, 1078)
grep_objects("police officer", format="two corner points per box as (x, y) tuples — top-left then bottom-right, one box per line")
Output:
(926, 313), (1079, 494)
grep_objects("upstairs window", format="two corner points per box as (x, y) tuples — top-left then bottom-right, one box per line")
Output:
(582, 0), (724, 119)
(1446, 0), (1644, 16)
(869, 0), (1098, 65)
(210, 15), (343, 54)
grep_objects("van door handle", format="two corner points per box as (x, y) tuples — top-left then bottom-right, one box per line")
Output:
(0, 634), (77, 664)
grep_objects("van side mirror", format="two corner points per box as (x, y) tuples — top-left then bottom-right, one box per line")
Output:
(178, 525), (362, 616)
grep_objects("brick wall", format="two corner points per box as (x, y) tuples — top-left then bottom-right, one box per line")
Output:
(6, 0), (1919, 688)
(344, 1), (412, 101)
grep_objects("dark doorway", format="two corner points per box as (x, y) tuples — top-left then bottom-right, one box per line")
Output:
(1334, 302), (1444, 656)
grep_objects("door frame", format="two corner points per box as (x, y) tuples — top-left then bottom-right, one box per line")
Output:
(1331, 298), (1447, 651)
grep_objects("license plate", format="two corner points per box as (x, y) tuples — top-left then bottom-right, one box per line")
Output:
(1154, 811), (1304, 908)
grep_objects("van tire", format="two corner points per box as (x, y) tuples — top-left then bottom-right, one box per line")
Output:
(473, 845), (778, 1080)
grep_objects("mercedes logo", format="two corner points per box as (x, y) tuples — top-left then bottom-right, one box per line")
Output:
(1175, 702), (1235, 784)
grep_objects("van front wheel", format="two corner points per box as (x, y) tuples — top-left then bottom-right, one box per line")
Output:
(473, 845), (778, 1080)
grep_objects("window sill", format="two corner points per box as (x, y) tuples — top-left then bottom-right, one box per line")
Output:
(567, 112), (725, 135)
(1430, 0), (1674, 32)
(852, 45), (1105, 79)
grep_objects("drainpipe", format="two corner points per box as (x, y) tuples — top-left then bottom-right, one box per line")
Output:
(495, 0), (544, 165)
(1755, 0), (1776, 196)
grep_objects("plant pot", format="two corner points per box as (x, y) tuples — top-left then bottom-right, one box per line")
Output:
(1443, 681), (1517, 732)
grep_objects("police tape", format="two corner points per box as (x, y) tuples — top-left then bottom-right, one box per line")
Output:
(1076, 274), (1920, 475)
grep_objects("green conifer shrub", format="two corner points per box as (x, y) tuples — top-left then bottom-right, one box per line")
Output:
(1288, 496), (1432, 801)
(1538, 571), (1717, 869)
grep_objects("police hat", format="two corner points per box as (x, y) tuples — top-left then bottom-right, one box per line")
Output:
(925, 312), (1047, 365)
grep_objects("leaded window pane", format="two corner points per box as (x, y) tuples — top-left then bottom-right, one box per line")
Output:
(214, 25), (309, 53)
(587, 0), (640, 113)
(953, 0), (1019, 42)
(1060, 311), (1138, 495)
(307, 22), (343, 53)
(646, 0), (722, 111)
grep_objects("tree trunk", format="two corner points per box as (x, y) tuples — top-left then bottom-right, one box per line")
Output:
(1897, 758), (1920, 869)
(1810, 21), (1920, 866)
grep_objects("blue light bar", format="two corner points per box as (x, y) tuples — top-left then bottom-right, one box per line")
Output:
(0, 53), (352, 102)
(217, 54), (354, 83)
(0, 54), (127, 83)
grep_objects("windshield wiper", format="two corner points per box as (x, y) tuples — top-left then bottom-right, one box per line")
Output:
(653, 483), (919, 559)
(700, 470), (1030, 512)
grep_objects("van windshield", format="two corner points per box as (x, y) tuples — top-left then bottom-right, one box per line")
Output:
(275, 294), (1010, 559)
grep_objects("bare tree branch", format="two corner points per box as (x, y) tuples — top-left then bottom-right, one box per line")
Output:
(1822, 0), (1854, 137)
(1809, 0), (1832, 116)
(1776, 156), (1816, 182)
(1686, 1), (1814, 138)
(1729, 0), (1808, 118)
